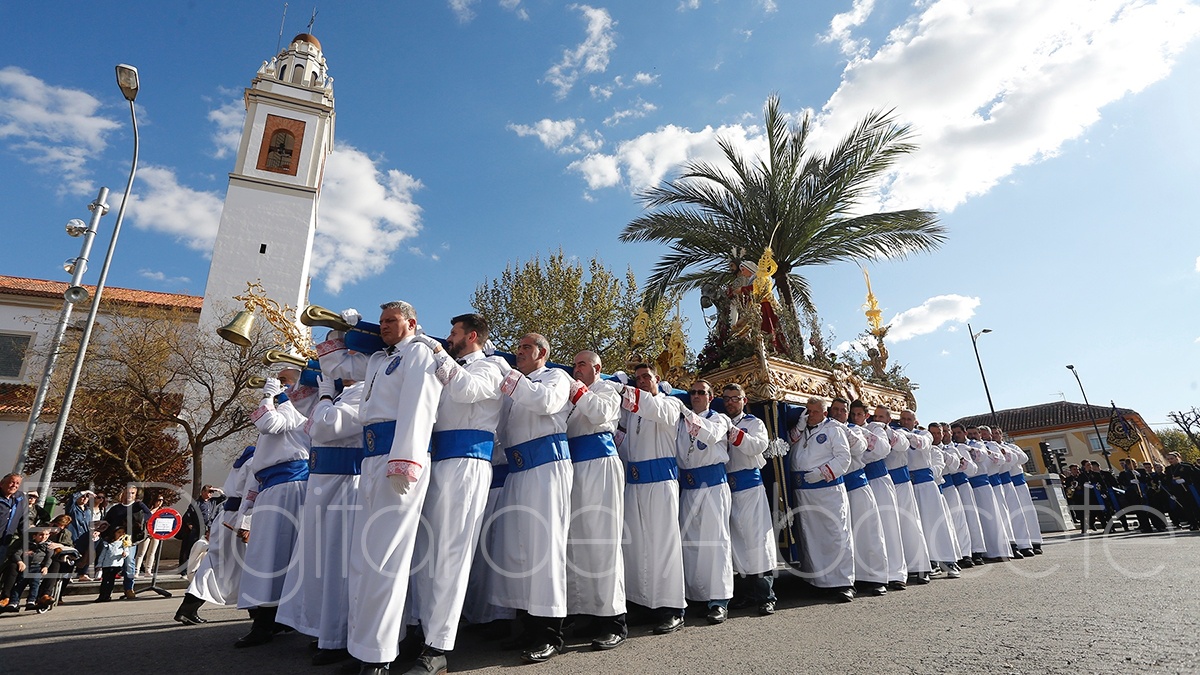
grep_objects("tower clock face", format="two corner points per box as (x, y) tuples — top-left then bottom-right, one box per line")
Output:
(256, 114), (306, 176)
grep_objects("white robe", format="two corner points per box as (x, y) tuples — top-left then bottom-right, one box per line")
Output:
(881, 424), (931, 574)
(677, 408), (733, 603)
(725, 412), (776, 576)
(936, 445), (971, 560)
(411, 351), (503, 651)
(188, 450), (254, 606)
(461, 450), (515, 625)
(864, 422), (907, 583)
(343, 337), (444, 664)
(844, 423), (889, 585)
(904, 428), (958, 563)
(565, 378), (626, 618)
(951, 442), (987, 555)
(617, 387), (686, 610)
(489, 366), (573, 618)
(277, 382), (364, 650)
(789, 416), (853, 589)
(1005, 443), (1042, 545)
(965, 441), (1013, 559)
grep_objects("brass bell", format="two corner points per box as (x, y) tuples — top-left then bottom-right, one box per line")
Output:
(217, 310), (255, 347)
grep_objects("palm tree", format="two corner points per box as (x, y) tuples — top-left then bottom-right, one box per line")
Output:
(620, 94), (946, 346)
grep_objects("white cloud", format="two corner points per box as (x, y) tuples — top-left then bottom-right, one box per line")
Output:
(544, 5), (617, 99)
(0, 67), (120, 194)
(633, 72), (658, 86)
(207, 96), (244, 158)
(139, 269), (190, 285)
(508, 118), (578, 149)
(760, 0), (778, 13)
(885, 294), (980, 343)
(678, 0), (701, 10)
(590, 84), (613, 100)
(603, 99), (657, 126)
(815, 0), (1200, 213)
(499, 0), (529, 20)
(821, 0), (876, 57)
(126, 165), (225, 251)
(448, 0), (477, 22)
(1195, 255), (1200, 272)
(310, 144), (425, 293)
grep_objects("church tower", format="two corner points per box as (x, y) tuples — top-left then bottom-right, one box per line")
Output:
(198, 33), (335, 330)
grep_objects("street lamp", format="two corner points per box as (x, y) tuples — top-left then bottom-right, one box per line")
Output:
(1066, 364), (1112, 471)
(968, 323), (996, 426)
(36, 65), (140, 498)
(12, 195), (111, 474)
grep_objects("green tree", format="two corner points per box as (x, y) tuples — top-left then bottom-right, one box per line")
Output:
(621, 94), (946, 351)
(471, 250), (680, 369)
(1158, 427), (1200, 464)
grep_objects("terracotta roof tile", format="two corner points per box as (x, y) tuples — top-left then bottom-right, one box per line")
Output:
(953, 401), (1138, 434)
(0, 383), (38, 416)
(0, 275), (202, 312)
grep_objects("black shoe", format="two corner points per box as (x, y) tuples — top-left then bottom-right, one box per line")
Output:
(310, 639), (321, 652)
(174, 611), (206, 625)
(1032, 544), (1043, 554)
(728, 596), (754, 610)
(887, 580), (907, 591)
(312, 649), (351, 667)
(982, 557), (1005, 563)
(653, 614), (684, 635)
(1018, 548), (1035, 558)
(234, 629), (273, 648)
(358, 664), (389, 675)
(758, 600), (776, 615)
(1010, 546), (1025, 559)
(591, 633), (626, 651)
(94, 597), (111, 603)
(868, 584), (887, 596)
(909, 573), (930, 585)
(272, 622), (295, 634)
(401, 652), (447, 675)
(972, 556), (986, 566)
(337, 660), (363, 675)
(705, 606), (728, 624)
(958, 557), (974, 568)
(521, 644), (560, 664)
(832, 587), (854, 603)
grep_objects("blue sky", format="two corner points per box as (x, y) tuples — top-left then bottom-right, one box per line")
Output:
(2, 1), (1199, 430)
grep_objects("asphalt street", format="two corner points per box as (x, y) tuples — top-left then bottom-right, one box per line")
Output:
(4, 529), (1198, 674)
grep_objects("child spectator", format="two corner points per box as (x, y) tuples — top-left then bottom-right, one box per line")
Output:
(95, 525), (129, 603)
(1, 526), (53, 612)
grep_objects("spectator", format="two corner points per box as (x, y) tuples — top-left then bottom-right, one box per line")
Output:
(178, 485), (225, 575)
(41, 515), (76, 607)
(0, 474), (28, 567)
(65, 490), (95, 579)
(94, 525), (129, 603)
(136, 494), (165, 577)
(26, 491), (54, 527)
(1, 526), (53, 612)
(100, 486), (150, 600)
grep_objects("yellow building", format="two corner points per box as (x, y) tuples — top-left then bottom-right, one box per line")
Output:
(954, 401), (1166, 474)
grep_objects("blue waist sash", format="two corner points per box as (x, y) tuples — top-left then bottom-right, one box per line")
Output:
(309, 446), (362, 475)
(568, 432), (618, 463)
(727, 468), (763, 492)
(844, 468), (869, 491)
(988, 474), (1002, 487)
(506, 433), (570, 473)
(1012, 473), (1027, 486)
(680, 463), (727, 490)
(223, 497), (242, 513)
(431, 429), (494, 462)
(792, 471), (845, 490)
(952, 472), (969, 487)
(256, 459), (309, 491)
(490, 464), (509, 489)
(363, 421), (396, 458)
(889, 466), (912, 484)
(938, 480), (952, 492)
(911, 467), (935, 485)
(627, 457), (678, 484)
(969, 475), (992, 488)
(999, 473), (1013, 485)
(864, 459), (888, 481)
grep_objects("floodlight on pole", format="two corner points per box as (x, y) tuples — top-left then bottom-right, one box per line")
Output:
(1066, 364), (1113, 471)
(968, 323), (997, 427)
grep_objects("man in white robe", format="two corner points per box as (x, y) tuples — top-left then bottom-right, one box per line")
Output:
(564, 350), (627, 650)
(947, 423), (988, 565)
(617, 363), (687, 634)
(831, 398), (889, 596)
(899, 410), (961, 579)
(856, 402), (908, 591)
(489, 333), (573, 664)
(721, 383), (777, 614)
(996, 428), (1042, 555)
(963, 426), (1014, 562)
(931, 423), (975, 570)
(789, 397), (854, 602)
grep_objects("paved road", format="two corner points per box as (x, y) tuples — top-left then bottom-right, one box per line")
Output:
(5, 529), (1199, 674)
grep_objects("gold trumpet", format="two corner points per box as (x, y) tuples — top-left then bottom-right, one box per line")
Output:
(263, 349), (308, 368)
(248, 376), (266, 388)
(301, 305), (354, 331)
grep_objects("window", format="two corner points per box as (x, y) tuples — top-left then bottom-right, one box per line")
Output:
(0, 333), (32, 379)
(1087, 434), (1111, 453)
(278, 64), (287, 81)
(264, 130), (294, 172)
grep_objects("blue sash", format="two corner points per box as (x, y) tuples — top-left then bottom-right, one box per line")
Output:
(889, 466), (912, 484)
(1012, 473), (1027, 486)
(999, 473), (1013, 485)
(844, 468), (869, 491)
(256, 459), (309, 491)
(505, 433), (570, 473)
(431, 429), (494, 462)
(490, 464), (509, 489)
(223, 497), (242, 513)
(568, 432), (618, 463)
(627, 457), (678, 484)
(679, 463), (727, 490)
(911, 467), (935, 485)
(969, 475), (991, 488)
(363, 421), (396, 458)
(952, 472), (969, 487)
(792, 472), (845, 490)
(309, 446), (363, 475)
(864, 459), (888, 481)
(988, 474), (1002, 487)
(727, 468), (763, 492)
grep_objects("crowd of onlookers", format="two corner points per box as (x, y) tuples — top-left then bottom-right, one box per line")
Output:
(1061, 452), (1200, 533)
(0, 472), (225, 614)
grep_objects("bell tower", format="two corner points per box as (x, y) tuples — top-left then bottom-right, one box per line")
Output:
(198, 33), (335, 330)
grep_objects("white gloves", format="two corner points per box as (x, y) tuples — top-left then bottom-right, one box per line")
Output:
(728, 425), (745, 446)
(804, 464), (835, 483)
(569, 379), (588, 404)
(500, 370), (523, 397)
(262, 377), (282, 398)
(658, 381), (673, 395)
(317, 373), (337, 400)
(340, 308), (361, 326)
(612, 371), (630, 386)
(386, 459), (422, 496)
(413, 333), (443, 353)
(621, 386), (640, 412)
(683, 409), (703, 438)
(490, 356), (513, 376)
